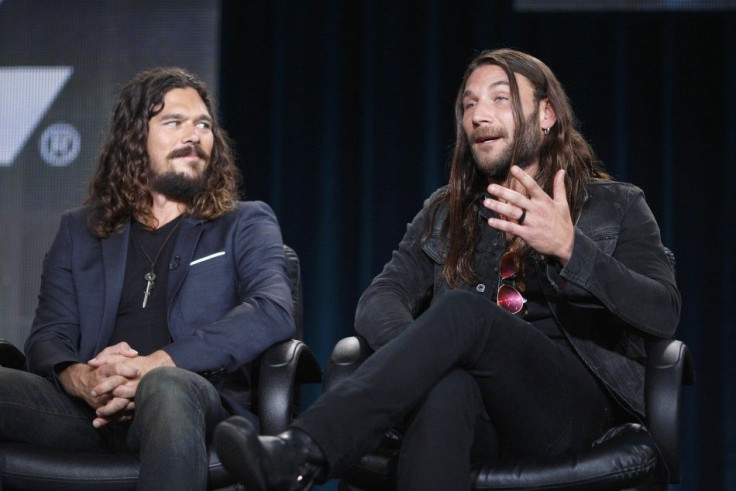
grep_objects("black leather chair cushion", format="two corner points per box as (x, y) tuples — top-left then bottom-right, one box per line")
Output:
(342, 424), (657, 491)
(472, 424), (657, 490)
(0, 445), (236, 491)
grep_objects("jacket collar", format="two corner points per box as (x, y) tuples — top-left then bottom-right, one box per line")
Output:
(166, 215), (206, 306)
(97, 222), (130, 351)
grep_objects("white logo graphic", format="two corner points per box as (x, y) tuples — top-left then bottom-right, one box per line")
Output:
(39, 123), (80, 166)
(0, 67), (74, 166)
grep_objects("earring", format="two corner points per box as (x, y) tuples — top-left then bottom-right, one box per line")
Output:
(543, 127), (550, 135)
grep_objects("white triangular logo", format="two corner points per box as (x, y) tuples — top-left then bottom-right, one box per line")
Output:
(0, 66), (74, 166)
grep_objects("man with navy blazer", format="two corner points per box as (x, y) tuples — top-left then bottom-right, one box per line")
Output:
(0, 68), (294, 490)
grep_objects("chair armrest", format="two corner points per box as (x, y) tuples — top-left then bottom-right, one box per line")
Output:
(257, 339), (322, 435)
(0, 338), (25, 370)
(323, 336), (373, 393)
(645, 339), (694, 483)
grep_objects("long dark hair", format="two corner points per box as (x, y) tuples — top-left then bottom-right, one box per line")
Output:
(429, 48), (612, 287)
(85, 67), (241, 238)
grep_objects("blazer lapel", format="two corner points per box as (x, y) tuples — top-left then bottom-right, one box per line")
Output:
(167, 216), (205, 306)
(97, 222), (130, 352)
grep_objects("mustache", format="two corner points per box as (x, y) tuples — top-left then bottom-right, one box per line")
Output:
(167, 145), (209, 161)
(471, 126), (507, 142)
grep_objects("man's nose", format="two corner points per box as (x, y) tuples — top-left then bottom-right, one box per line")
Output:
(471, 99), (494, 126)
(182, 122), (201, 143)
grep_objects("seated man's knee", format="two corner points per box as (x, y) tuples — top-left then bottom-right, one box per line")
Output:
(138, 366), (183, 388)
(137, 367), (208, 405)
(421, 369), (482, 416)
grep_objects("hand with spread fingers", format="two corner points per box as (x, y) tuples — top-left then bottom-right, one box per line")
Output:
(483, 165), (574, 265)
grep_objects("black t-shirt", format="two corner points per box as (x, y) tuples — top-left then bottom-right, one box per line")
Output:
(479, 197), (564, 340)
(521, 255), (565, 340)
(110, 216), (183, 355)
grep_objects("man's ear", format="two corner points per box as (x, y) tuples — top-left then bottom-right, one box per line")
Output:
(540, 98), (557, 131)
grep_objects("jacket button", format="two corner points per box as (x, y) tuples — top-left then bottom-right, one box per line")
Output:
(476, 283), (486, 293)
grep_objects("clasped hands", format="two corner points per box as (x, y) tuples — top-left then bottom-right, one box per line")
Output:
(483, 165), (574, 265)
(58, 343), (174, 428)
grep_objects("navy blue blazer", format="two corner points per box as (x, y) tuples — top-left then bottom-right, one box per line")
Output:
(25, 201), (295, 416)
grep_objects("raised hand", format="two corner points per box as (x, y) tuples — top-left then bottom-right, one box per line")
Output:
(483, 166), (574, 265)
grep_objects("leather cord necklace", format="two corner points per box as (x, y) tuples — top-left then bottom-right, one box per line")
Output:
(135, 218), (183, 308)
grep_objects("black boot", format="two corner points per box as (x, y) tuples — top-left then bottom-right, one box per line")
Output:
(214, 415), (328, 491)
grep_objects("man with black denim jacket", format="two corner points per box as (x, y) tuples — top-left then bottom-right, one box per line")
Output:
(214, 48), (680, 491)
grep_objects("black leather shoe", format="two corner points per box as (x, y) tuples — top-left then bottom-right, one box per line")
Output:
(214, 415), (327, 491)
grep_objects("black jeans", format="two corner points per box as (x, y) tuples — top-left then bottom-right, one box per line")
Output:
(294, 291), (616, 490)
(0, 366), (230, 490)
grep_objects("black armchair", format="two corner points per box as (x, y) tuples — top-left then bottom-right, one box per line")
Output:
(0, 245), (322, 491)
(325, 336), (694, 491)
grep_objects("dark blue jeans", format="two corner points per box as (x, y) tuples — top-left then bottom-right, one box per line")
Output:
(0, 366), (230, 490)
(294, 291), (617, 489)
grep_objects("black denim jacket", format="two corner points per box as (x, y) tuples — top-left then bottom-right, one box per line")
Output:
(355, 180), (680, 417)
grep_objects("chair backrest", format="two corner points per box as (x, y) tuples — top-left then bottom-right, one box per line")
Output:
(646, 339), (695, 484)
(283, 244), (304, 340)
(663, 246), (676, 272)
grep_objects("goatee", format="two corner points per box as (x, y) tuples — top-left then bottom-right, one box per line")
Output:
(150, 144), (210, 203)
(150, 171), (207, 203)
(473, 109), (542, 180)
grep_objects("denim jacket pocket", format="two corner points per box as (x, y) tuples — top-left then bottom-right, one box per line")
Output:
(422, 234), (455, 298)
(586, 227), (620, 255)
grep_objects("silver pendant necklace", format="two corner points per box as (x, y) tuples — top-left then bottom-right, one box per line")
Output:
(135, 219), (183, 308)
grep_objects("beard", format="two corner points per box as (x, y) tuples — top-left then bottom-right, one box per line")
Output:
(471, 107), (542, 180)
(149, 145), (209, 203)
(150, 169), (208, 204)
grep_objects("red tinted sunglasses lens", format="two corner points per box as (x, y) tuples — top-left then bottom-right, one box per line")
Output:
(498, 284), (525, 314)
(499, 253), (517, 280)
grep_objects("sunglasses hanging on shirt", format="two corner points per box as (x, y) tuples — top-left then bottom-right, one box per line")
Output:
(497, 252), (527, 315)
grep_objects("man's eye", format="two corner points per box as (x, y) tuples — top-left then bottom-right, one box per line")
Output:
(464, 101), (476, 110)
(196, 121), (212, 130)
(495, 96), (509, 103)
(165, 120), (180, 127)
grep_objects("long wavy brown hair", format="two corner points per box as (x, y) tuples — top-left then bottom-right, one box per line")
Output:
(85, 67), (241, 238)
(428, 49), (613, 287)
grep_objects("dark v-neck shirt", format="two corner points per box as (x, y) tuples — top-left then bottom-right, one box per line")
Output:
(478, 197), (564, 340)
(111, 216), (183, 355)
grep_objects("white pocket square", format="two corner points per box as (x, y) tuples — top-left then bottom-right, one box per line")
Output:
(190, 251), (226, 266)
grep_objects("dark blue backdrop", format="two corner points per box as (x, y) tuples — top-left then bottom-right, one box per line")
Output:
(219, 2), (735, 489)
